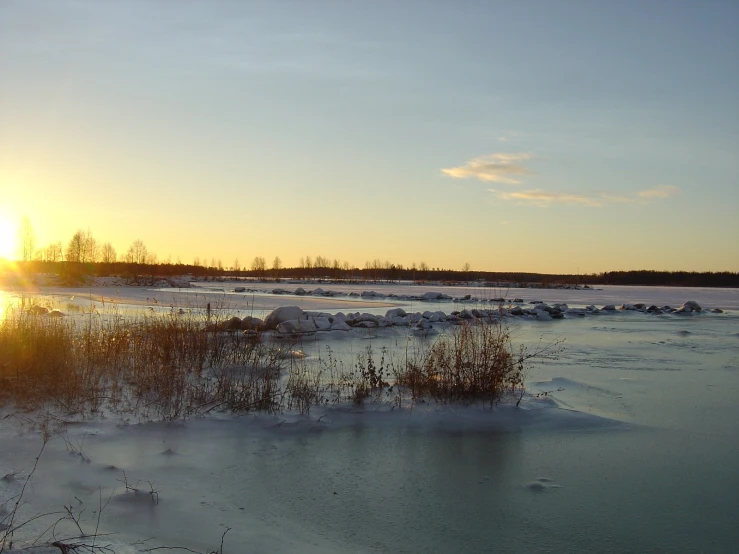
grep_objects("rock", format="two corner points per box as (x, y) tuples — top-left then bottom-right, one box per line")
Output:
(313, 317), (332, 331)
(277, 319), (317, 334)
(513, 298), (524, 303)
(221, 316), (242, 331)
(710, 308), (723, 313)
(620, 304), (637, 311)
(330, 320), (351, 331)
(459, 309), (475, 319)
(233, 287), (246, 293)
(272, 288), (290, 295)
(29, 305), (50, 315)
(601, 304), (616, 311)
(509, 306), (525, 316)
(416, 318), (432, 330)
(677, 301), (702, 313)
(386, 308), (408, 319)
(312, 288), (325, 295)
(352, 320), (378, 328)
(294, 287), (307, 295)
(361, 291), (385, 298)
(264, 306), (304, 330)
(428, 311), (446, 322)
(240, 316), (263, 330)
(536, 311), (553, 320)
(47, 309), (65, 318)
(391, 315), (410, 326)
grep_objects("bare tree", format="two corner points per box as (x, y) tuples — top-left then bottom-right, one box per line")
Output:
(125, 239), (150, 264)
(272, 256), (282, 279)
(251, 256), (266, 277)
(82, 229), (97, 263)
(19, 217), (35, 261)
(42, 241), (63, 262)
(66, 231), (85, 263)
(100, 242), (117, 263)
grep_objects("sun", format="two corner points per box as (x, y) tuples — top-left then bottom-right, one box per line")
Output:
(0, 216), (16, 260)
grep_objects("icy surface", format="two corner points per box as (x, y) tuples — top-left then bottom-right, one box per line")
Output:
(1, 284), (738, 553)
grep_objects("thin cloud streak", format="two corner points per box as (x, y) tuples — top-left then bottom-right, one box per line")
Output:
(489, 185), (682, 207)
(442, 153), (534, 185)
(638, 185), (682, 199)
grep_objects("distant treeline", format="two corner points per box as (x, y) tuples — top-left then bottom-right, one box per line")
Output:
(3, 261), (737, 288)
(586, 270), (739, 288)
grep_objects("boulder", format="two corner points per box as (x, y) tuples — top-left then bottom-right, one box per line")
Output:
(330, 320), (351, 331)
(428, 311), (446, 322)
(676, 301), (702, 313)
(313, 317), (332, 331)
(710, 308), (723, 313)
(386, 308), (408, 319)
(240, 316), (263, 330)
(264, 306), (304, 330)
(294, 287), (307, 295)
(416, 318), (432, 330)
(509, 306), (525, 316)
(601, 304), (616, 311)
(221, 316), (243, 331)
(277, 319), (317, 334)
(352, 320), (378, 328)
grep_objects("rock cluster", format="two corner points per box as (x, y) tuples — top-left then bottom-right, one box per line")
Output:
(206, 300), (719, 335)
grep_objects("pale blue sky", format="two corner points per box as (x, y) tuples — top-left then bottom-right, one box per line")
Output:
(1, 0), (737, 272)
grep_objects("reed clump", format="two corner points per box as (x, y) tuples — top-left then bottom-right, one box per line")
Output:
(395, 322), (528, 406)
(0, 302), (284, 419)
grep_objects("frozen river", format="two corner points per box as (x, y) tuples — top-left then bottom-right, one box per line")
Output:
(1, 282), (737, 553)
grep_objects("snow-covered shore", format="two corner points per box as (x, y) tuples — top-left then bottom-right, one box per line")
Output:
(2, 283), (738, 553)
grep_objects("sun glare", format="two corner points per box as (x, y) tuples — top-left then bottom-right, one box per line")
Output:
(0, 217), (16, 260)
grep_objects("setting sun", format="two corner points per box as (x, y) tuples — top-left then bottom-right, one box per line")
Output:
(0, 216), (16, 260)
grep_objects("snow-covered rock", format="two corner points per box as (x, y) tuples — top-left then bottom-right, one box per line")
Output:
(330, 320), (351, 331)
(386, 308), (407, 319)
(313, 317), (332, 331)
(240, 316), (263, 330)
(277, 319), (317, 334)
(264, 306), (304, 330)
(675, 301), (702, 313)
(416, 318), (432, 330)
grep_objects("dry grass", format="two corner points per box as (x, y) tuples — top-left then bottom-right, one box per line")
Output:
(395, 322), (557, 406)
(0, 298), (559, 419)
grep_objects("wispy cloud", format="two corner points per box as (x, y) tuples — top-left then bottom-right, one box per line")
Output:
(442, 153), (533, 185)
(491, 189), (604, 207)
(637, 185), (682, 199)
(489, 185), (682, 208)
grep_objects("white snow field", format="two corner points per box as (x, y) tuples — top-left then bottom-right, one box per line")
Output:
(1, 282), (738, 553)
